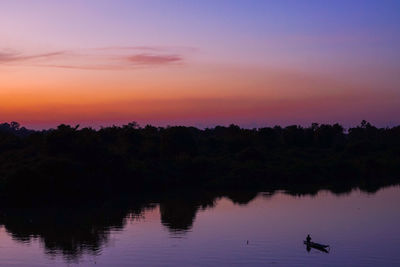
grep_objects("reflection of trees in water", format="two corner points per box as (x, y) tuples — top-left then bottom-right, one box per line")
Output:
(158, 191), (258, 237)
(0, 202), (151, 261)
(160, 200), (203, 233)
(0, 183), (397, 261)
(224, 191), (258, 205)
(159, 193), (216, 233)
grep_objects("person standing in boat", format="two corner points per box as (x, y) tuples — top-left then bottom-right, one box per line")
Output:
(306, 234), (311, 243)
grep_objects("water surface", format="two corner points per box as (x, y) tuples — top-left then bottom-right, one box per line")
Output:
(0, 186), (399, 266)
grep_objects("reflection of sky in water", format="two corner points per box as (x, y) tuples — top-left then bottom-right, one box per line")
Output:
(0, 186), (400, 266)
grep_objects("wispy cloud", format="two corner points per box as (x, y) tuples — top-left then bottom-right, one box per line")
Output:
(93, 46), (197, 52)
(0, 51), (66, 63)
(0, 46), (189, 70)
(126, 54), (182, 65)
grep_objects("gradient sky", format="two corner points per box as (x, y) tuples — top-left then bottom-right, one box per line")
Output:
(1, 0), (399, 129)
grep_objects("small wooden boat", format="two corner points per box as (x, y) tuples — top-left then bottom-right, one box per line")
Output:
(304, 241), (330, 253)
(303, 241), (329, 249)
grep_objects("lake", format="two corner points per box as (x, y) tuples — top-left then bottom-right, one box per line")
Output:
(0, 185), (399, 266)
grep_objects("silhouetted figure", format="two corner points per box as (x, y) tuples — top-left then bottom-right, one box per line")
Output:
(306, 234), (311, 243)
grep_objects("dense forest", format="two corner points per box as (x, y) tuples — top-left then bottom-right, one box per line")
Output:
(0, 121), (399, 202)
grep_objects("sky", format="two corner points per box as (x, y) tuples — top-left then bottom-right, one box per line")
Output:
(0, 0), (399, 129)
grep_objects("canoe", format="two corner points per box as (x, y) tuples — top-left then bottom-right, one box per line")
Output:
(304, 241), (329, 248)
(304, 241), (329, 249)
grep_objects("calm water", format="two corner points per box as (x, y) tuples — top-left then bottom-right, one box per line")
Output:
(0, 186), (400, 266)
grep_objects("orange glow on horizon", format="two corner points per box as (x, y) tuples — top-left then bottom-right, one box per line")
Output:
(1, 62), (399, 129)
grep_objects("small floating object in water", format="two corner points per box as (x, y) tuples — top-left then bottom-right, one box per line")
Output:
(304, 240), (330, 253)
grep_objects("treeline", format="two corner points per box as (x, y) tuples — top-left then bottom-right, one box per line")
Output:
(0, 120), (399, 201)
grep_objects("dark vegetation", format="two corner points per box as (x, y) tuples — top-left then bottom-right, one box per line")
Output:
(0, 120), (399, 203)
(0, 120), (398, 261)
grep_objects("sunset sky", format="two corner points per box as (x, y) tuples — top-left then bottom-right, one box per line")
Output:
(1, 0), (399, 129)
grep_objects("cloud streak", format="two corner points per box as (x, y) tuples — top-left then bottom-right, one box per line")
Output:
(93, 46), (196, 52)
(0, 46), (187, 70)
(0, 51), (67, 63)
(126, 54), (182, 65)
